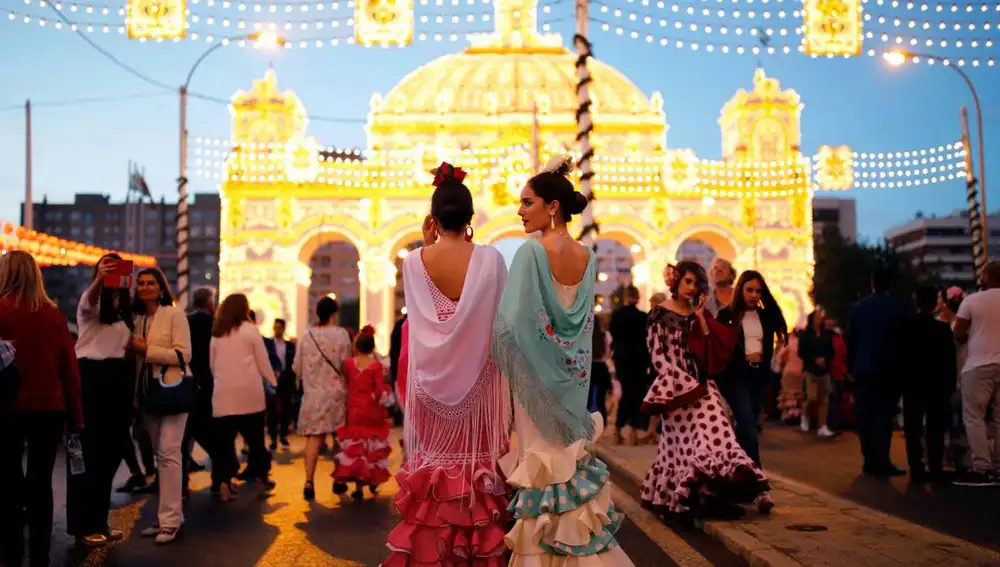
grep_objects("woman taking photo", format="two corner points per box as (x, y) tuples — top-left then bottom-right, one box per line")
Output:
(210, 293), (278, 500)
(640, 262), (769, 521)
(493, 157), (631, 566)
(0, 251), (84, 567)
(383, 162), (511, 566)
(130, 268), (191, 545)
(292, 295), (351, 500)
(67, 254), (133, 547)
(716, 270), (787, 512)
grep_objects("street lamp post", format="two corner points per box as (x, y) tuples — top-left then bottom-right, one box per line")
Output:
(883, 50), (989, 262)
(177, 31), (284, 309)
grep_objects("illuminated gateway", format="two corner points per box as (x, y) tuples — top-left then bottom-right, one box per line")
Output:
(218, 0), (816, 350)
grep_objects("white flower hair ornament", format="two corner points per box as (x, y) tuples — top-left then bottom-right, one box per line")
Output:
(542, 155), (574, 176)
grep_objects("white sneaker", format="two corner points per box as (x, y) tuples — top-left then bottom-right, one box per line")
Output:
(818, 425), (835, 438)
(800, 416), (810, 432)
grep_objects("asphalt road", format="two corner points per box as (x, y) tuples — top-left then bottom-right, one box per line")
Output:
(37, 432), (728, 567)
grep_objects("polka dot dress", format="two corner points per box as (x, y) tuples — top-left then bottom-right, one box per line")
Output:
(639, 308), (769, 518)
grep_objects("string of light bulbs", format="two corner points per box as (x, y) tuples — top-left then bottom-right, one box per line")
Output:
(861, 0), (1000, 15)
(638, 0), (801, 22)
(866, 30), (996, 50)
(594, 1), (801, 38)
(864, 13), (998, 32)
(594, 18), (798, 55)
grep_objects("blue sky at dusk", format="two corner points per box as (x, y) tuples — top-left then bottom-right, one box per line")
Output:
(0, 0), (997, 241)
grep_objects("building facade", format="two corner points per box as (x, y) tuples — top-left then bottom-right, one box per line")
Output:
(886, 209), (1000, 289)
(22, 193), (221, 321)
(813, 197), (857, 242)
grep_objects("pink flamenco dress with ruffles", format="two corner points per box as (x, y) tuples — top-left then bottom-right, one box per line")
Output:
(382, 255), (512, 567)
(639, 307), (769, 520)
(334, 357), (393, 494)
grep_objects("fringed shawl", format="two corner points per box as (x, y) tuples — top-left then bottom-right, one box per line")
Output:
(492, 239), (597, 447)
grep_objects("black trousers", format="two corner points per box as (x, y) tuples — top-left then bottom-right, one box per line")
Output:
(855, 375), (900, 470)
(0, 410), (65, 567)
(211, 411), (270, 487)
(66, 358), (131, 537)
(903, 391), (950, 474)
(266, 385), (294, 442)
(589, 361), (611, 422)
(615, 359), (649, 431)
(182, 394), (215, 485)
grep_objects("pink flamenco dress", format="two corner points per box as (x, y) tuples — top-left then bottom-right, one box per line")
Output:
(383, 248), (512, 567)
(333, 357), (393, 495)
(640, 307), (769, 521)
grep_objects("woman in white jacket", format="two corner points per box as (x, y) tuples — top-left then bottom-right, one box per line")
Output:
(209, 293), (278, 501)
(128, 268), (191, 545)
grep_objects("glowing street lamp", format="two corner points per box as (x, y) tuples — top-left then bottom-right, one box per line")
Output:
(882, 49), (988, 262)
(176, 31), (287, 309)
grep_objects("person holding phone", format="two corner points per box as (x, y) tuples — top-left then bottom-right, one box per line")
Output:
(639, 261), (769, 522)
(66, 254), (133, 547)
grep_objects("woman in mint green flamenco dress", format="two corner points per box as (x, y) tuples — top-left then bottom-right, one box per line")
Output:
(493, 157), (634, 567)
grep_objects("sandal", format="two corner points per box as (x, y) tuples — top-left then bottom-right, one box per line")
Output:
(154, 526), (181, 545)
(303, 481), (315, 501)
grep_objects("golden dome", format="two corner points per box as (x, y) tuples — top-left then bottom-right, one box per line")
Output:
(366, 0), (665, 152)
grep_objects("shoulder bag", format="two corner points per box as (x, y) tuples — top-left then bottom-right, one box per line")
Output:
(144, 349), (196, 416)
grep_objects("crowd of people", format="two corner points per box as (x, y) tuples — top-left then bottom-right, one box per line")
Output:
(0, 152), (998, 566)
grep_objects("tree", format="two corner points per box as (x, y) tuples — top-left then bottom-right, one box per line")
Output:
(810, 225), (931, 326)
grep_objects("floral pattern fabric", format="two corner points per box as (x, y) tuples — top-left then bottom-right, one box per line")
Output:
(292, 325), (351, 436)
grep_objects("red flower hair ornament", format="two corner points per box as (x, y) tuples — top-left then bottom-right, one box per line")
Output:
(664, 264), (679, 288)
(432, 161), (467, 187)
(360, 324), (376, 337)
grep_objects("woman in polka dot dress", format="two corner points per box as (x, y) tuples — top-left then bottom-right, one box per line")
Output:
(640, 261), (770, 521)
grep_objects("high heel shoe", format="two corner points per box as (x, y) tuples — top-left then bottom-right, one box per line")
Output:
(303, 481), (315, 501)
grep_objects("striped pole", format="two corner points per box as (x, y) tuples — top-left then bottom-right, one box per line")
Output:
(177, 85), (191, 309)
(961, 106), (986, 285)
(574, 0), (597, 246)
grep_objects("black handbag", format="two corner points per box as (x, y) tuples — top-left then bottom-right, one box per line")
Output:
(144, 349), (196, 416)
(0, 338), (20, 406)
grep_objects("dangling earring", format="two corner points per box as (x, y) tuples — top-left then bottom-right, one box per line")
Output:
(465, 225), (474, 242)
(549, 214), (556, 230)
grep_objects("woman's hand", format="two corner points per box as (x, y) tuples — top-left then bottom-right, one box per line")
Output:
(422, 214), (438, 245)
(747, 352), (763, 363)
(127, 336), (148, 353)
(97, 258), (117, 277)
(693, 299), (710, 335)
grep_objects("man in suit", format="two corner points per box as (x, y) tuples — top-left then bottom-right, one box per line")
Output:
(184, 287), (217, 494)
(609, 286), (651, 445)
(264, 318), (297, 450)
(846, 269), (911, 477)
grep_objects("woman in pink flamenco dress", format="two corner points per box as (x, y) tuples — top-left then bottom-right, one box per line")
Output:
(333, 325), (393, 499)
(382, 163), (512, 567)
(641, 261), (769, 522)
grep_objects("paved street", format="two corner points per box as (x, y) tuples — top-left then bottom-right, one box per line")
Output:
(41, 431), (744, 567)
(758, 423), (1000, 551)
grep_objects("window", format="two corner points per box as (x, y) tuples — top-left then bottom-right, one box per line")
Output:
(204, 225), (218, 237)
(191, 226), (203, 237)
(71, 211), (82, 221)
(71, 227), (81, 237)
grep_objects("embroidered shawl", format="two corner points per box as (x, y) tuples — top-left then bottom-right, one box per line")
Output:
(492, 239), (597, 446)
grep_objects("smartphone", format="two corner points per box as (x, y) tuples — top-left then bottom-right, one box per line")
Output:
(103, 259), (134, 289)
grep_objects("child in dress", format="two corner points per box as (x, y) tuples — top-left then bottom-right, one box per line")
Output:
(333, 325), (392, 499)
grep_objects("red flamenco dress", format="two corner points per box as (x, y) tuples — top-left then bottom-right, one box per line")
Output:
(334, 357), (393, 495)
(640, 307), (769, 520)
(382, 262), (512, 567)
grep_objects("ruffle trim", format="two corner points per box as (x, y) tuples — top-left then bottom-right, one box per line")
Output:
(383, 465), (512, 566)
(338, 422), (392, 441)
(509, 456), (611, 518)
(508, 545), (635, 567)
(641, 462), (770, 518)
(332, 455), (390, 485)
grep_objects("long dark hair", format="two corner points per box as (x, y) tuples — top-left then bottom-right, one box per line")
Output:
(131, 268), (175, 316)
(212, 293), (251, 338)
(592, 318), (607, 361)
(93, 253), (132, 326)
(730, 270), (788, 344)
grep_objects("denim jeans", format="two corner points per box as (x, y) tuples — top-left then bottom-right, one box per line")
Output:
(718, 363), (767, 468)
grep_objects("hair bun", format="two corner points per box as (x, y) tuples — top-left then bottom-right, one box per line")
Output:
(543, 155), (573, 176)
(568, 191), (589, 215)
(360, 324), (376, 337)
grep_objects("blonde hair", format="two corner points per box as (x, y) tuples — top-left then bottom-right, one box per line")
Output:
(0, 250), (56, 311)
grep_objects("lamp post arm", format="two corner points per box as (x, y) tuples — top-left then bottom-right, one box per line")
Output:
(942, 60), (988, 260)
(183, 41), (228, 88)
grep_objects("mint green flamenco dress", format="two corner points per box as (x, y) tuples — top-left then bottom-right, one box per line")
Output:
(493, 240), (634, 567)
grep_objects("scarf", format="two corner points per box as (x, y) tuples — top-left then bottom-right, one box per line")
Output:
(402, 245), (511, 478)
(492, 239), (597, 447)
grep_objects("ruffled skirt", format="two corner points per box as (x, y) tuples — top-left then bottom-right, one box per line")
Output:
(333, 423), (392, 487)
(382, 465), (511, 566)
(640, 382), (769, 519)
(502, 410), (633, 567)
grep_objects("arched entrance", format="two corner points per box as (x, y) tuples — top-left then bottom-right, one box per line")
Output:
(304, 241), (361, 332)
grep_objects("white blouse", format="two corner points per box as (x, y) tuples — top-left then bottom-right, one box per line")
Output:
(75, 292), (130, 361)
(210, 322), (278, 418)
(742, 310), (764, 356)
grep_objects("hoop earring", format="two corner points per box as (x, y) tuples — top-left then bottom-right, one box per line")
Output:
(549, 214), (556, 230)
(465, 225), (474, 242)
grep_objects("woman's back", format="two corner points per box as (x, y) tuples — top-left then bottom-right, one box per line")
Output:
(209, 322), (275, 417)
(421, 240), (474, 300)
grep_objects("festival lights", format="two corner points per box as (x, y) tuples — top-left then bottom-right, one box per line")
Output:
(0, 222), (157, 268)
(127, 0), (187, 39)
(802, 0), (863, 56)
